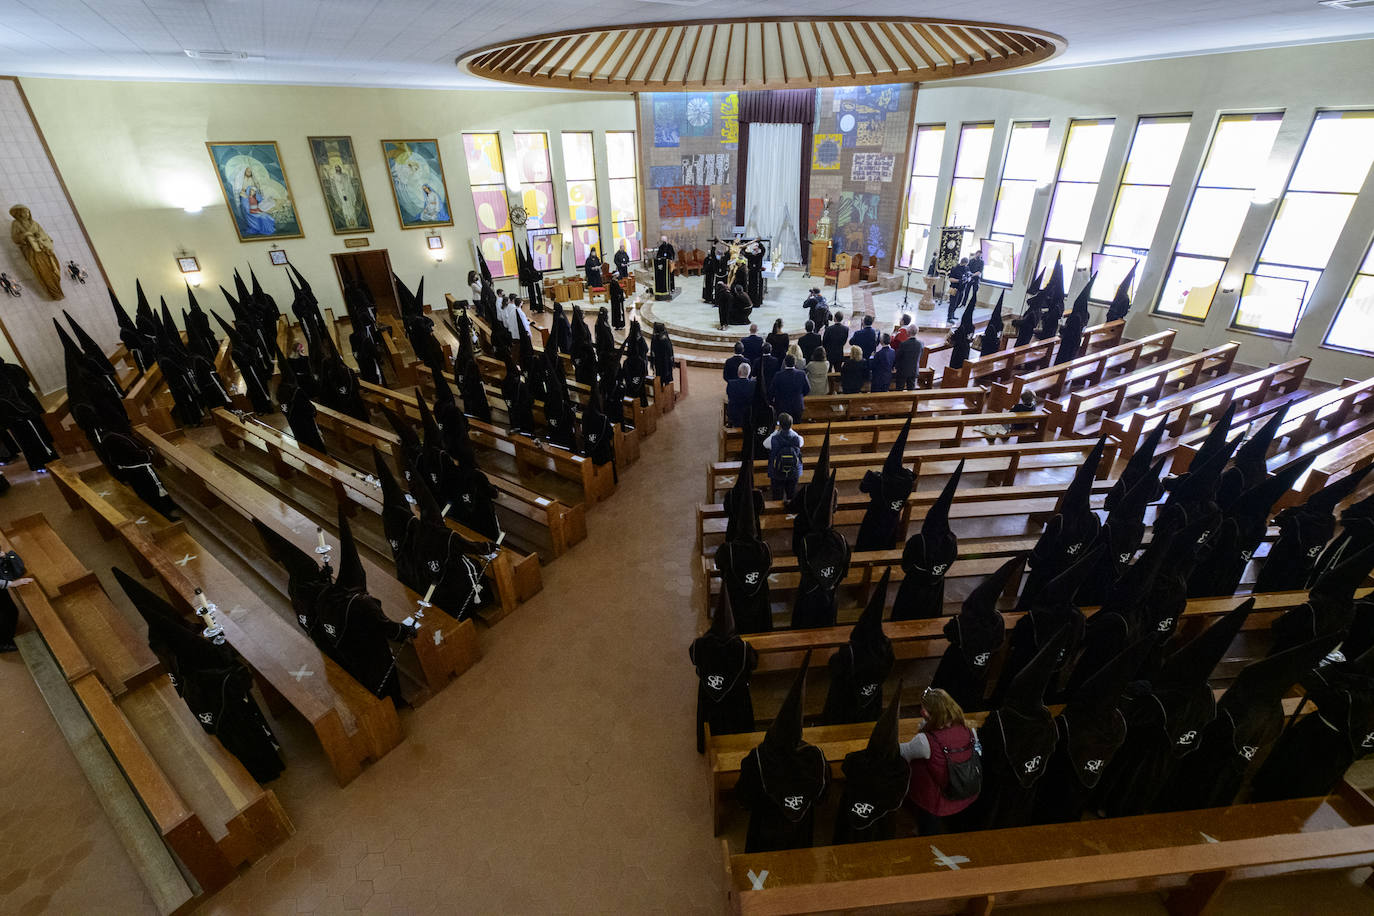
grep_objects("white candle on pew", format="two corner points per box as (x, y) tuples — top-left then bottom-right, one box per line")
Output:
(317, 527), (327, 551)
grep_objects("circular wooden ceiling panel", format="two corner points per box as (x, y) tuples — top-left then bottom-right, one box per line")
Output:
(458, 17), (1065, 91)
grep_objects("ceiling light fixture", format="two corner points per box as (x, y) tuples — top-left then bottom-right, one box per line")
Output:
(184, 49), (265, 62)
(1317, 0), (1374, 9)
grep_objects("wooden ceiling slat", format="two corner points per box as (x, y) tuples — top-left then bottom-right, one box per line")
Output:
(898, 23), (938, 69)
(702, 23), (720, 86)
(528, 36), (570, 75)
(485, 43), (526, 73)
(654, 26), (688, 84)
(861, 22), (899, 74)
(827, 21), (858, 77)
(566, 32), (608, 78)
(509, 39), (551, 74)
(793, 21), (813, 82)
(991, 28), (1031, 55)
(626, 28), (659, 83)
(588, 32), (625, 82)
(845, 22), (879, 76)
(965, 26), (1007, 58)
(605, 28), (644, 82)
(950, 25), (992, 62)
(682, 24), (705, 85)
(777, 22), (789, 85)
(722, 22), (735, 86)
(810, 21), (835, 80)
(912, 23), (953, 66)
(879, 22), (920, 73)
(931, 25), (972, 65)
(744, 21), (754, 86)
(544, 35), (583, 76)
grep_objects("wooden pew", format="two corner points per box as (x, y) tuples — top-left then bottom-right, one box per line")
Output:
(707, 437), (1118, 503)
(307, 401), (587, 557)
(121, 432), (481, 696)
(799, 387), (987, 422)
(208, 407), (541, 612)
(2, 520), (293, 894)
(989, 329), (1177, 411)
(1291, 426), (1374, 503)
(1103, 358), (1311, 458)
(722, 784), (1374, 915)
(1046, 341), (1240, 436)
(359, 381), (616, 505)
(121, 361), (175, 433)
(940, 321), (1127, 389)
(717, 411), (1050, 461)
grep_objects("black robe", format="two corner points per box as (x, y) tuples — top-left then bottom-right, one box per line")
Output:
(584, 253), (603, 289)
(790, 530), (850, 629)
(285, 389), (328, 453)
(833, 750), (910, 845)
(702, 251), (719, 301)
(715, 540), (773, 634)
(737, 743), (829, 852)
(688, 633), (758, 752)
(931, 615), (1003, 712)
(890, 531), (957, 620)
(654, 242), (676, 299)
(404, 519), (494, 621)
(856, 468), (914, 550)
(1091, 683), (1216, 817)
(294, 578), (415, 703)
(1033, 708), (1126, 823)
(960, 705), (1055, 830)
(613, 248), (630, 279)
(821, 641), (894, 725)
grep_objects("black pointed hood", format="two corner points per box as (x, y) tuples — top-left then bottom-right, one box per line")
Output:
(957, 301), (976, 336)
(431, 364), (456, 407)
(851, 568), (891, 649)
(883, 415), (913, 477)
(809, 470), (838, 530)
(1156, 598), (1254, 689)
(1004, 626), (1071, 715)
(1034, 540), (1107, 611)
(64, 310), (112, 373)
(372, 444), (408, 512)
(1308, 540), (1374, 618)
(866, 679), (902, 756)
(1024, 266), (1046, 306)
(109, 287), (136, 332)
(410, 463), (445, 525)
(1232, 405), (1289, 483)
(135, 279), (155, 323)
(711, 585), (737, 637)
(334, 505), (368, 593)
(1044, 253), (1065, 303)
(1190, 402), (1239, 477)
(1069, 274), (1094, 324)
(764, 651), (811, 750)
(1222, 634), (1343, 716)
(730, 428), (759, 540)
(252, 518), (323, 586)
(922, 459), (964, 538)
(1068, 633), (1157, 716)
(1305, 463), (1374, 517)
(811, 424), (832, 493)
(233, 269), (251, 307)
(1105, 422), (1168, 512)
(210, 309), (242, 346)
(414, 388), (443, 452)
(1063, 436), (1108, 517)
(1105, 261), (1138, 322)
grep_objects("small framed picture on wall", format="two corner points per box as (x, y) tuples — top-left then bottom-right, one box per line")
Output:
(268, 249), (289, 266)
(176, 256), (201, 273)
(427, 235), (444, 250)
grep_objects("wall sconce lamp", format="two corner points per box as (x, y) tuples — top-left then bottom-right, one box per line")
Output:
(176, 253), (203, 287)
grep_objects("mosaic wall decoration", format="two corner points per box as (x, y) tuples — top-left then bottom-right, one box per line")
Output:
(850, 153), (897, 183)
(659, 185), (711, 219)
(719, 92), (739, 147)
(685, 94), (713, 137)
(857, 118), (887, 147)
(649, 165), (683, 189)
(654, 95), (684, 147)
(681, 153), (731, 187)
(812, 134), (843, 170)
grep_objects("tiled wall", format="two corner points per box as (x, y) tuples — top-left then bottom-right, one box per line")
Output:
(0, 78), (111, 393)
(638, 84), (915, 271)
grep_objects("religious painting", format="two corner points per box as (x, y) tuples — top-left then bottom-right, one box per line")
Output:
(307, 136), (373, 234)
(381, 139), (453, 229)
(812, 134), (843, 171)
(836, 191), (883, 258)
(719, 92), (739, 147)
(206, 141), (303, 242)
(659, 186), (710, 219)
(850, 153), (896, 183)
(653, 95), (684, 148)
(685, 94), (713, 137)
(649, 165), (683, 189)
(681, 153), (731, 186)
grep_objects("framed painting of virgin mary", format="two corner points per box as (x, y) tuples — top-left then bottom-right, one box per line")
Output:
(206, 141), (304, 242)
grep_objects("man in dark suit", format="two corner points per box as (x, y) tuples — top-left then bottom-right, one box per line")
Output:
(725, 364), (755, 428)
(797, 320), (823, 363)
(870, 333), (896, 393)
(851, 315), (879, 359)
(894, 334), (923, 391)
(946, 257), (969, 323)
(768, 355), (811, 421)
(823, 315), (850, 371)
(722, 342), (746, 382)
(754, 343), (782, 401)
(804, 287), (829, 329)
(740, 323), (765, 362)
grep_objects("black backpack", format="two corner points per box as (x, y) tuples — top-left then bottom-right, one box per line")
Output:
(939, 729), (983, 801)
(769, 431), (802, 481)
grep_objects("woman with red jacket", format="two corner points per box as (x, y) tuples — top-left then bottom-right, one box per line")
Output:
(902, 687), (980, 835)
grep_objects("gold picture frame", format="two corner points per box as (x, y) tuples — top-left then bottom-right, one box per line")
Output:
(307, 135), (374, 235)
(205, 140), (305, 242)
(380, 138), (454, 230)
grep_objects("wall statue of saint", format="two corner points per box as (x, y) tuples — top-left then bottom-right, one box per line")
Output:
(8, 205), (63, 300)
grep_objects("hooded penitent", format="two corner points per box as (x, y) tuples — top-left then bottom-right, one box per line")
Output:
(1053, 276), (1093, 365)
(1016, 437), (1106, 611)
(791, 471), (851, 630)
(110, 567), (285, 782)
(787, 425), (830, 555)
(822, 569), (894, 724)
(979, 291), (1005, 357)
(688, 588), (759, 753)
(1162, 634), (1341, 811)
(211, 309), (273, 413)
(183, 285), (218, 363)
(736, 652), (829, 852)
(152, 298), (205, 428)
(1311, 488), (1374, 585)
(723, 420), (764, 542)
(1013, 268), (1045, 348)
(964, 627), (1071, 830)
(110, 287), (151, 372)
(1220, 406), (1290, 507)
(716, 436), (774, 634)
(456, 349), (493, 424)
(1251, 642), (1374, 802)
(1091, 599), (1254, 817)
(833, 681), (910, 845)
(1255, 464), (1374, 593)
(405, 468), (497, 622)
(0, 350), (58, 470)
(1036, 255), (1065, 340)
(931, 556), (1018, 711)
(278, 349), (327, 454)
(63, 309), (120, 395)
(429, 365), (473, 459)
(1269, 541), (1374, 656)
(1035, 635), (1157, 823)
(501, 353), (537, 435)
(891, 460), (964, 621)
(430, 390), (501, 541)
(1104, 262), (1138, 323)
(541, 348), (579, 450)
(948, 303), (976, 371)
(856, 415), (915, 551)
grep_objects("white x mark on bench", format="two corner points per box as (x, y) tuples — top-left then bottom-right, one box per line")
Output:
(931, 846), (970, 870)
(746, 869), (768, 890)
(175, 553), (196, 566)
(291, 666), (314, 682)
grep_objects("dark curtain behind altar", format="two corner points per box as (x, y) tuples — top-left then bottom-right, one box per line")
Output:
(735, 89), (816, 256)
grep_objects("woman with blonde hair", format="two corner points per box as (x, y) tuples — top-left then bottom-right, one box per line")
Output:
(839, 344), (870, 394)
(787, 343), (803, 365)
(902, 687), (979, 835)
(805, 346), (830, 395)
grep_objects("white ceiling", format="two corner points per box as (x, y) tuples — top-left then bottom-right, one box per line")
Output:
(0, 0), (1371, 90)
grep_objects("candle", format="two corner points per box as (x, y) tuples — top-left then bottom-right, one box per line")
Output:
(317, 528), (327, 551)
(423, 582), (436, 603)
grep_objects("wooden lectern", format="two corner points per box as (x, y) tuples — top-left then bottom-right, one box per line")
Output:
(809, 239), (831, 278)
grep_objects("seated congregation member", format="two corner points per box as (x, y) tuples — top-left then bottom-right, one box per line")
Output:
(797, 321), (822, 363)
(740, 323), (764, 361)
(822, 570), (894, 725)
(833, 684), (909, 845)
(763, 412), (804, 501)
(871, 334), (895, 392)
(765, 319), (789, 359)
(891, 462), (963, 619)
(823, 314), (850, 370)
(893, 332), (922, 391)
(736, 653), (828, 852)
(839, 345), (870, 394)
(650, 322), (675, 386)
(769, 355), (810, 422)
(722, 342), (746, 382)
(852, 314), (879, 359)
(689, 590), (758, 753)
(929, 558), (1017, 712)
(725, 364), (755, 428)
(716, 445), (774, 633)
(805, 347), (830, 395)
(902, 687), (980, 835)
(754, 343), (781, 400)
(792, 471), (850, 629)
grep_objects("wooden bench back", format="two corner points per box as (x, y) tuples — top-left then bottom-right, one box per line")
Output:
(989, 329), (1177, 411)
